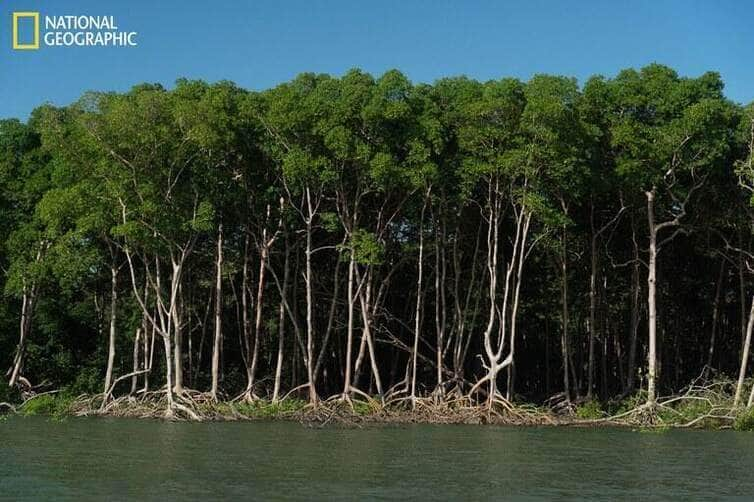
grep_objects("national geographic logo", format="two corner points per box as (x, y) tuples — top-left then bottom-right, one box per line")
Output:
(11, 12), (138, 49)
(12, 12), (39, 50)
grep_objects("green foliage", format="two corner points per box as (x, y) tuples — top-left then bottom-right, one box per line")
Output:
(234, 399), (308, 418)
(352, 229), (384, 265)
(575, 400), (604, 419)
(657, 399), (713, 426)
(19, 393), (73, 418)
(0, 66), (748, 423)
(611, 391), (648, 416)
(734, 408), (754, 431)
(68, 366), (103, 396)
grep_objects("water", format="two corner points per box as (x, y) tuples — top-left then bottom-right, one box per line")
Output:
(2, 416), (753, 500)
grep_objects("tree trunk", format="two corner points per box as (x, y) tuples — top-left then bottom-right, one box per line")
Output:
(587, 214), (598, 399)
(304, 187), (317, 404)
(410, 189), (429, 404)
(434, 206), (447, 395)
(8, 286), (34, 388)
(560, 223), (571, 403)
(130, 328), (141, 394)
(162, 331), (175, 413)
(211, 224), (224, 400)
(103, 265), (118, 403)
(646, 189), (658, 407)
(626, 214), (641, 393)
(358, 273), (384, 397)
(734, 296), (754, 407)
(343, 247), (357, 396)
(248, 243), (268, 395)
(172, 283), (184, 393)
(272, 245), (289, 403)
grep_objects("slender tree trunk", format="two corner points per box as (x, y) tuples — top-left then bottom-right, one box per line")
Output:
(211, 224), (224, 400)
(9, 286), (34, 388)
(626, 215), (641, 393)
(343, 247), (357, 396)
(481, 180), (501, 406)
(130, 328), (141, 394)
(8, 245), (44, 388)
(144, 305), (154, 393)
(142, 282), (151, 393)
(241, 232), (252, 389)
(560, 225), (571, 404)
(434, 206), (446, 395)
(587, 214), (598, 399)
(162, 331), (175, 412)
(735, 296), (754, 408)
(410, 189), (429, 404)
(272, 242), (289, 403)
(173, 283), (184, 394)
(248, 244), (268, 394)
(103, 265), (118, 402)
(304, 187), (317, 404)
(358, 273), (384, 397)
(646, 189), (658, 407)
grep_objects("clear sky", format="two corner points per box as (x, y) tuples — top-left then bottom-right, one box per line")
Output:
(2, 0), (752, 120)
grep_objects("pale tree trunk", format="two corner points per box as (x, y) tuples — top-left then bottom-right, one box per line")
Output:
(141, 282), (151, 393)
(480, 178), (501, 405)
(469, 177), (532, 407)
(143, 305), (154, 393)
(8, 245), (44, 388)
(247, 206), (280, 397)
(434, 205), (447, 395)
(103, 265), (118, 402)
(130, 328), (141, 394)
(272, 241), (289, 403)
(343, 246), (357, 396)
(172, 283), (184, 394)
(410, 188), (430, 404)
(241, 232), (252, 393)
(646, 189), (659, 407)
(358, 271), (384, 398)
(352, 322), (368, 388)
(507, 210), (529, 402)
(304, 187), (317, 404)
(123, 247), (181, 414)
(162, 329), (175, 411)
(8, 285), (35, 388)
(734, 295), (754, 408)
(644, 174), (702, 408)
(247, 244), (268, 395)
(211, 224), (224, 400)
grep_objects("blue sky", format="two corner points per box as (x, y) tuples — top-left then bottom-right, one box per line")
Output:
(2, 0), (752, 120)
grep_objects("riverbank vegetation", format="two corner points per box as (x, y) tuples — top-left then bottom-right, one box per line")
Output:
(3, 64), (754, 429)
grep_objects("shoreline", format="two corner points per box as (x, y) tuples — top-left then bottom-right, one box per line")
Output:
(2, 391), (747, 431)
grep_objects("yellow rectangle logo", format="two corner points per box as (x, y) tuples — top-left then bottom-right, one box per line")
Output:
(12, 12), (40, 50)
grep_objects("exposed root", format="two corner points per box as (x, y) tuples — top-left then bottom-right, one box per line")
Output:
(12, 373), (744, 429)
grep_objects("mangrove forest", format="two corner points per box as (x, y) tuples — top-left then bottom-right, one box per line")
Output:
(3, 64), (754, 426)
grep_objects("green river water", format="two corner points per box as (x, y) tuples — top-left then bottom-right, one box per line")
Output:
(2, 416), (753, 500)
